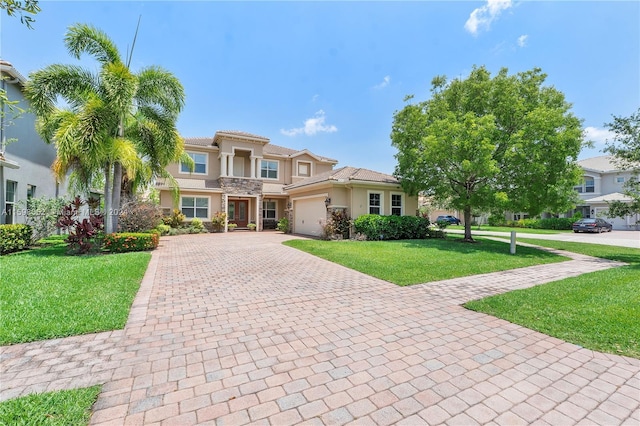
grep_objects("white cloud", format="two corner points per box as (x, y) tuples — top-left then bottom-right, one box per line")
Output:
(280, 110), (338, 137)
(374, 75), (391, 89)
(517, 34), (528, 47)
(465, 0), (513, 36)
(584, 126), (615, 145)
(311, 94), (319, 102)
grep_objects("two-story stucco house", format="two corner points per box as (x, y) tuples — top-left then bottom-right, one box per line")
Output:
(157, 130), (418, 236)
(1, 60), (66, 225)
(573, 155), (639, 230)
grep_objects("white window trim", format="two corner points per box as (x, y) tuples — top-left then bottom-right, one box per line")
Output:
(574, 175), (596, 194)
(615, 176), (625, 184)
(391, 192), (403, 216)
(260, 159), (280, 180)
(180, 195), (210, 220)
(367, 190), (384, 215)
(180, 151), (209, 176)
(295, 160), (313, 178)
(262, 200), (278, 220)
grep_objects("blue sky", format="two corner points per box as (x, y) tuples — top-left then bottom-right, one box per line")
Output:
(2, 1), (638, 175)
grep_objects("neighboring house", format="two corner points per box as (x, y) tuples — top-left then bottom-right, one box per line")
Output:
(156, 130), (418, 236)
(0, 60), (65, 225)
(571, 155), (639, 230)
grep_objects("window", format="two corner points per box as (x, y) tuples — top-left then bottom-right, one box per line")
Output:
(297, 161), (311, 177)
(263, 201), (277, 219)
(574, 177), (595, 193)
(5, 180), (17, 224)
(391, 194), (402, 216)
(181, 196), (208, 219)
(261, 160), (278, 179)
(369, 192), (382, 215)
(616, 176), (625, 184)
(27, 184), (36, 199)
(180, 152), (207, 174)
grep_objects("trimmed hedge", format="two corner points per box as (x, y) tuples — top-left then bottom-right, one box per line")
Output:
(353, 215), (430, 240)
(506, 217), (575, 230)
(0, 224), (33, 255)
(103, 232), (159, 253)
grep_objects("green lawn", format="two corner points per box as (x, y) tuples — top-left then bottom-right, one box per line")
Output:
(448, 225), (572, 234)
(0, 386), (101, 426)
(284, 236), (567, 286)
(465, 239), (640, 359)
(0, 243), (151, 345)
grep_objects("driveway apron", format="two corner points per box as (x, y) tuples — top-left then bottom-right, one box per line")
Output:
(1, 233), (638, 425)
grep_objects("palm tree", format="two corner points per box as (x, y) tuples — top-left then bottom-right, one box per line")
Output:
(25, 23), (186, 233)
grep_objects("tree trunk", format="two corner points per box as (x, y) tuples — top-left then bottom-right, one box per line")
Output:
(463, 205), (474, 242)
(111, 162), (122, 232)
(104, 164), (112, 234)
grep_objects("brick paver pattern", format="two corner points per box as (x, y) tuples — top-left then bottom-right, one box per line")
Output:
(1, 233), (638, 425)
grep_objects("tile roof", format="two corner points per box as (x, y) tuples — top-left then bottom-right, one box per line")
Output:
(183, 137), (215, 147)
(584, 192), (633, 203)
(156, 178), (222, 190)
(578, 156), (623, 173)
(264, 144), (338, 163)
(215, 130), (270, 141)
(285, 166), (399, 190)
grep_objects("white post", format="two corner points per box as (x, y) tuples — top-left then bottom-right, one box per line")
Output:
(250, 156), (256, 179)
(228, 154), (234, 177)
(510, 231), (516, 255)
(256, 157), (262, 179)
(220, 154), (228, 177)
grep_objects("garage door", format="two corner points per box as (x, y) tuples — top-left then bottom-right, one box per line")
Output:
(294, 197), (326, 236)
(594, 207), (630, 230)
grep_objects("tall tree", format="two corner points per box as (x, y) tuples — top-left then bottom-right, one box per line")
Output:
(25, 23), (186, 233)
(604, 108), (640, 223)
(392, 66), (584, 241)
(1, 0), (40, 29)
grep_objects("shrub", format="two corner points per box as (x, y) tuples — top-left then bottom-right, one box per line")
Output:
(536, 217), (575, 230)
(56, 197), (104, 255)
(211, 212), (227, 232)
(189, 218), (206, 233)
(322, 210), (351, 240)
(488, 214), (507, 226)
(118, 198), (163, 232)
(20, 196), (67, 243)
(103, 232), (159, 253)
(353, 214), (430, 241)
(276, 217), (290, 233)
(162, 209), (185, 228)
(155, 224), (171, 235)
(0, 224), (33, 255)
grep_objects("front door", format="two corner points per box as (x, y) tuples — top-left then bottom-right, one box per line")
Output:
(228, 200), (249, 227)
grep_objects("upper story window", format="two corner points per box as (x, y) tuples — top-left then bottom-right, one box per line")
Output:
(297, 161), (311, 177)
(261, 160), (278, 180)
(181, 152), (207, 174)
(574, 176), (595, 193)
(391, 194), (402, 216)
(369, 192), (382, 215)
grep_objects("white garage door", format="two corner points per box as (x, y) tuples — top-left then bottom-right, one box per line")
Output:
(294, 197), (326, 236)
(594, 207), (630, 230)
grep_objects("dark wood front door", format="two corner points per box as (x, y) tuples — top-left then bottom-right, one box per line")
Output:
(229, 200), (249, 227)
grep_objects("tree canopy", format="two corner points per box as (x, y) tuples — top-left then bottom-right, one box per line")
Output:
(25, 23), (187, 233)
(391, 66), (584, 241)
(604, 108), (640, 224)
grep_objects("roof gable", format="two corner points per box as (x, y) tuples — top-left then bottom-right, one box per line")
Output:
(285, 166), (399, 190)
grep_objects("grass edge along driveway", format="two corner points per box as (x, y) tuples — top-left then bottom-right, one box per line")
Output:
(283, 236), (567, 286)
(465, 238), (640, 359)
(0, 243), (151, 345)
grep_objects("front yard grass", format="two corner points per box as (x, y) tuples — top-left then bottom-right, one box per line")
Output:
(448, 224), (571, 234)
(465, 239), (640, 359)
(284, 236), (567, 286)
(0, 385), (101, 425)
(0, 243), (150, 345)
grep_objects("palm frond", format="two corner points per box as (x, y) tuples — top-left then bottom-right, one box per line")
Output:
(136, 66), (185, 116)
(65, 23), (122, 65)
(101, 62), (137, 114)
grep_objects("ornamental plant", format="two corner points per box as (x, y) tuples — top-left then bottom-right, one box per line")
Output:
(0, 224), (33, 255)
(56, 196), (104, 254)
(102, 232), (159, 253)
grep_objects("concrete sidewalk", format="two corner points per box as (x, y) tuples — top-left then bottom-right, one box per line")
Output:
(1, 233), (638, 425)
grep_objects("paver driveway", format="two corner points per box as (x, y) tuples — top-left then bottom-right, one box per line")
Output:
(1, 232), (639, 425)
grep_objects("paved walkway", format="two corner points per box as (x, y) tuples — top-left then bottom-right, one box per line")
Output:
(1, 233), (638, 425)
